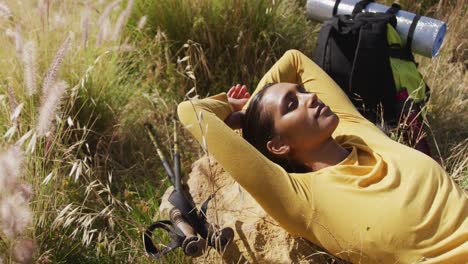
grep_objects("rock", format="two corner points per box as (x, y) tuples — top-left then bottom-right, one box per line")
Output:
(159, 155), (335, 263)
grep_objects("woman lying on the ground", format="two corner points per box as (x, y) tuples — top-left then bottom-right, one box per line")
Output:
(177, 50), (467, 263)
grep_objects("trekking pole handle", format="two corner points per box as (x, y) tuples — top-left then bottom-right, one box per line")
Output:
(169, 207), (196, 238)
(169, 207), (206, 257)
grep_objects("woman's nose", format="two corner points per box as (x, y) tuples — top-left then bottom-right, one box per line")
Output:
(304, 92), (318, 108)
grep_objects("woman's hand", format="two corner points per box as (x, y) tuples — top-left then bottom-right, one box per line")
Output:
(227, 84), (250, 112)
(225, 84), (250, 129)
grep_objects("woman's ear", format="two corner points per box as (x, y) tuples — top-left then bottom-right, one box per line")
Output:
(266, 137), (290, 157)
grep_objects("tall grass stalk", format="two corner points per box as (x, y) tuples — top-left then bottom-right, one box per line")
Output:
(112, 0), (134, 41)
(5, 26), (22, 57)
(0, 146), (22, 193)
(0, 145), (34, 263)
(41, 34), (71, 97)
(136, 15), (147, 30)
(6, 82), (17, 117)
(22, 41), (37, 96)
(0, 2), (11, 18)
(36, 80), (68, 136)
(81, 2), (91, 48)
(97, 0), (121, 45)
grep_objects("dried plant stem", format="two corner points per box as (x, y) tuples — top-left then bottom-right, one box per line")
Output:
(112, 0), (134, 41)
(96, 0), (121, 45)
(42, 34), (71, 97)
(137, 15), (147, 30)
(0, 2), (12, 18)
(81, 2), (90, 48)
(0, 145), (23, 193)
(22, 41), (37, 96)
(98, 0), (121, 26)
(97, 18), (112, 46)
(37, 81), (68, 136)
(14, 25), (23, 56)
(5, 25), (23, 57)
(0, 146), (33, 262)
(7, 82), (17, 116)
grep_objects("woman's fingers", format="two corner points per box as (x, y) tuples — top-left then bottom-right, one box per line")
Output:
(227, 86), (235, 97)
(233, 84), (241, 98)
(228, 84), (240, 98)
(228, 84), (249, 99)
(235, 85), (248, 98)
(234, 85), (243, 98)
(238, 85), (249, 98)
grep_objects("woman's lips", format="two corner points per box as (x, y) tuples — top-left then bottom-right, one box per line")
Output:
(315, 103), (329, 118)
(322, 105), (329, 114)
(315, 103), (323, 118)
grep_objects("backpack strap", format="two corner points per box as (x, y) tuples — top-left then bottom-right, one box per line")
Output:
(389, 47), (414, 61)
(389, 13), (420, 62)
(352, 0), (374, 15)
(385, 3), (401, 15)
(383, 3), (417, 62)
(332, 0), (342, 16)
(312, 19), (334, 70)
(407, 14), (421, 54)
(349, 13), (398, 121)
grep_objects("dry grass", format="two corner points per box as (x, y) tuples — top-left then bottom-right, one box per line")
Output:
(417, 0), (468, 187)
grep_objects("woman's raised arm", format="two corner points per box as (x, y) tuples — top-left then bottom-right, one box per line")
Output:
(244, 49), (366, 122)
(177, 93), (309, 235)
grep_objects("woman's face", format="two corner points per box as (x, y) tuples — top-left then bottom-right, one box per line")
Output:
(261, 82), (339, 156)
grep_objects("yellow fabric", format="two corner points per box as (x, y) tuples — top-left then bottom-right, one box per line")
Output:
(177, 50), (468, 263)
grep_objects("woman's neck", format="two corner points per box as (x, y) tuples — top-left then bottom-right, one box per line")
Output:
(302, 137), (349, 171)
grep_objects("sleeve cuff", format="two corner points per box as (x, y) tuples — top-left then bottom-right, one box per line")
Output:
(203, 92), (234, 121)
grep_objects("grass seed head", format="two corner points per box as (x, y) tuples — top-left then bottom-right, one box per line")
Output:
(37, 80), (68, 136)
(22, 41), (37, 96)
(0, 145), (23, 193)
(81, 4), (91, 48)
(0, 2), (12, 18)
(97, 0), (121, 44)
(42, 34), (71, 97)
(12, 239), (35, 264)
(0, 193), (32, 238)
(7, 81), (18, 115)
(137, 15), (147, 30)
(112, 0), (134, 41)
(16, 183), (33, 202)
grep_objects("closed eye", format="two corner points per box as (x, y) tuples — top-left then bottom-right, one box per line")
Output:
(287, 85), (307, 112)
(286, 95), (298, 112)
(281, 86), (306, 115)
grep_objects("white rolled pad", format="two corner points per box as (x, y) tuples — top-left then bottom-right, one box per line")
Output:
(306, 0), (446, 57)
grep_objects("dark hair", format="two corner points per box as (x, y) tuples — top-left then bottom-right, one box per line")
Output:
(242, 83), (309, 173)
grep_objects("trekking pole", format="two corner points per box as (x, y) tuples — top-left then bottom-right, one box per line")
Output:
(143, 122), (234, 259)
(144, 123), (175, 185)
(143, 122), (206, 258)
(169, 121), (205, 254)
(173, 119), (182, 193)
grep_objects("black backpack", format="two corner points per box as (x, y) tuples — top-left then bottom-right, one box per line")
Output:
(312, 0), (432, 155)
(312, 0), (427, 124)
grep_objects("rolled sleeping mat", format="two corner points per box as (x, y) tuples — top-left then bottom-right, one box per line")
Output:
(306, 0), (447, 57)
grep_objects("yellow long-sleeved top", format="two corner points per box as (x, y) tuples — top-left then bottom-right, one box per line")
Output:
(177, 50), (468, 263)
